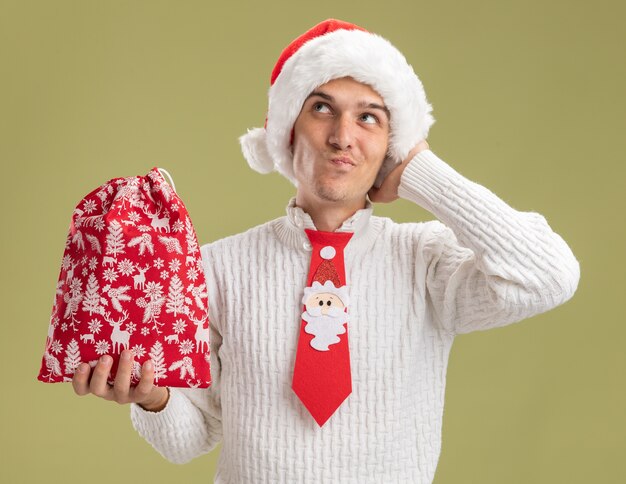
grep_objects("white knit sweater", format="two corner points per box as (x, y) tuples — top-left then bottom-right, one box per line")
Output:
(130, 150), (580, 483)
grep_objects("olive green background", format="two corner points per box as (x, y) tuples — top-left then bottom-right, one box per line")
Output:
(1, 0), (623, 482)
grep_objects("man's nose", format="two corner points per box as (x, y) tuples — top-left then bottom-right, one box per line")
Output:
(328, 114), (354, 150)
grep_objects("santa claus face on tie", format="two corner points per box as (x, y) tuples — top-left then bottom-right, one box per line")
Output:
(301, 281), (350, 351)
(305, 292), (346, 315)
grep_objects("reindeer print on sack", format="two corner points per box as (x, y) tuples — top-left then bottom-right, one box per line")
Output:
(190, 312), (210, 353)
(37, 167), (212, 389)
(133, 265), (150, 290)
(105, 310), (131, 353)
(142, 201), (170, 233)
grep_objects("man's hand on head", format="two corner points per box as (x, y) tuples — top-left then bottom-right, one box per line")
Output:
(368, 140), (430, 203)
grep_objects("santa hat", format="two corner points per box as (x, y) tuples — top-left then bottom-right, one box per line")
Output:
(239, 18), (435, 187)
(301, 245), (350, 307)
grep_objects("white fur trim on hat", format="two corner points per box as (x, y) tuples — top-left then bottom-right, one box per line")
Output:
(239, 127), (275, 174)
(240, 27), (435, 187)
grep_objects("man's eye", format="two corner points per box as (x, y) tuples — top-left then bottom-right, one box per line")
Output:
(313, 103), (330, 113)
(359, 113), (378, 124)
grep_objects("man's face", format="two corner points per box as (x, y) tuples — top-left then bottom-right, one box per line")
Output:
(291, 76), (390, 205)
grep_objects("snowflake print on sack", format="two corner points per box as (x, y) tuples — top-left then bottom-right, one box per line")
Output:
(37, 167), (212, 388)
(186, 267), (199, 282)
(103, 268), (118, 283)
(93, 217), (105, 232)
(131, 344), (146, 359)
(172, 220), (184, 233)
(88, 319), (102, 334)
(62, 255), (72, 271)
(95, 340), (111, 355)
(50, 340), (63, 355)
(173, 318), (186, 334)
(83, 199), (97, 214)
(168, 259), (181, 273)
(117, 259), (135, 276)
(179, 339), (194, 355)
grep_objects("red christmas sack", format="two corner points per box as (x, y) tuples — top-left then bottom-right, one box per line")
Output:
(37, 167), (212, 389)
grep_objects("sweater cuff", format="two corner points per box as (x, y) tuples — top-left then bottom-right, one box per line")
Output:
(397, 149), (463, 211)
(130, 387), (185, 430)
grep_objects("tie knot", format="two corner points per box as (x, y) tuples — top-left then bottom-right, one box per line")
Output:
(304, 229), (353, 253)
(303, 229), (353, 291)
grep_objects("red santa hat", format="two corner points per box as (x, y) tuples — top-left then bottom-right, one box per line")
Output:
(239, 18), (435, 187)
(301, 245), (350, 307)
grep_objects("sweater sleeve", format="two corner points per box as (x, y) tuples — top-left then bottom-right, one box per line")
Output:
(398, 149), (580, 335)
(129, 243), (223, 463)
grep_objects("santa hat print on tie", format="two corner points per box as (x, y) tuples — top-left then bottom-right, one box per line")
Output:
(239, 18), (435, 188)
(37, 167), (212, 389)
(293, 229), (353, 427)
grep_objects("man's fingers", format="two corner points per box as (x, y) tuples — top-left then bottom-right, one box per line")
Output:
(113, 350), (134, 404)
(72, 363), (91, 396)
(133, 360), (155, 402)
(89, 355), (114, 400)
(71, 354), (159, 406)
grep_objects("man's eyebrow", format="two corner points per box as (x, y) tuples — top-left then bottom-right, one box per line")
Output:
(357, 100), (390, 120)
(304, 91), (390, 120)
(305, 91), (334, 103)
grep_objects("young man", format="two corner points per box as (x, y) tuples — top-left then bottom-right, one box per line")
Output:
(72, 19), (580, 483)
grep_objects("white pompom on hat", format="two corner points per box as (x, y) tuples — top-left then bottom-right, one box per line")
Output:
(239, 18), (435, 187)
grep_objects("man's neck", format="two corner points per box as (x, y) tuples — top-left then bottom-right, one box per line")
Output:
(295, 192), (366, 232)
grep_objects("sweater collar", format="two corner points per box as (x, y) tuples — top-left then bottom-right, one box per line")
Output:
(274, 196), (382, 251)
(286, 196), (373, 233)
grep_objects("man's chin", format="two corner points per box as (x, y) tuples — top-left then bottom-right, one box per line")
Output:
(314, 183), (350, 203)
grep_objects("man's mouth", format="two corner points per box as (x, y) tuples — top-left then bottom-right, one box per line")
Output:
(330, 157), (355, 167)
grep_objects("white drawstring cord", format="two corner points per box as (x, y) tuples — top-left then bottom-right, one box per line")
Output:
(157, 167), (177, 193)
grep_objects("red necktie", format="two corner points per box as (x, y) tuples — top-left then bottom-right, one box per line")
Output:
(292, 229), (354, 427)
